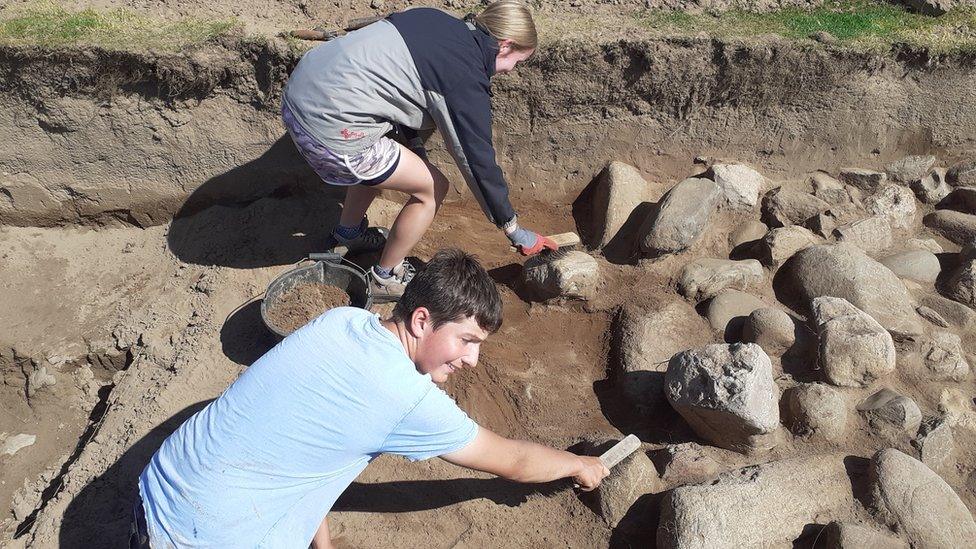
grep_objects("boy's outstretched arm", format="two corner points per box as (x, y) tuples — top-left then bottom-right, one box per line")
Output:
(442, 427), (610, 491)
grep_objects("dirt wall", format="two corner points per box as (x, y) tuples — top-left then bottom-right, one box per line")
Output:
(2, 37), (975, 228)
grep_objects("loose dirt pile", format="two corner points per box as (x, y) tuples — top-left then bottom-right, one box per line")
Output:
(266, 282), (351, 334)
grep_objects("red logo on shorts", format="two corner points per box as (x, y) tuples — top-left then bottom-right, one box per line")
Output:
(340, 128), (366, 140)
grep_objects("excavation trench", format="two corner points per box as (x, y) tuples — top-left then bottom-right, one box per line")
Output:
(2, 33), (976, 548)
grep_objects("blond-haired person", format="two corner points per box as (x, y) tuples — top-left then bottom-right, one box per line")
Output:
(281, 2), (558, 302)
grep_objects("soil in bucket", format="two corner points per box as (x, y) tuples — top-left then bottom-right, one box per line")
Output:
(266, 282), (350, 334)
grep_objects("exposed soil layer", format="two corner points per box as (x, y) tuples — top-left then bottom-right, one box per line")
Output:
(266, 282), (351, 334)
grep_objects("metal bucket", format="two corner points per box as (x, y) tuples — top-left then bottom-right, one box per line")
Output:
(260, 253), (372, 338)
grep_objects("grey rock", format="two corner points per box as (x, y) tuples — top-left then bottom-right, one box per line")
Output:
(596, 447), (661, 527)
(916, 305), (950, 328)
(711, 163), (764, 209)
(761, 187), (831, 227)
(639, 177), (721, 256)
(905, 237), (943, 253)
(806, 211), (839, 238)
(589, 161), (651, 248)
(923, 210), (976, 246)
(811, 171), (855, 206)
(943, 259), (976, 309)
(678, 258), (763, 302)
(865, 184), (917, 230)
(870, 448), (976, 548)
(822, 521), (908, 549)
(658, 455), (855, 549)
(910, 168), (952, 204)
(840, 168), (888, 192)
(781, 244), (924, 336)
(812, 297), (896, 387)
(654, 442), (722, 488)
(26, 366), (56, 397)
(834, 216), (893, 253)
(522, 250), (600, 301)
(937, 186), (976, 215)
(919, 331), (970, 381)
(0, 433), (36, 456)
(917, 292), (976, 330)
(742, 307), (797, 355)
(914, 417), (954, 476)
(759, 226), (821, 267)
(706, 289), (767, 338)
(729, 220), (768, 248)
(783, 383), (848, 441)
(947, 158), (976, 187)
(879, 250), (941, 284)
(858, 389), (922, 436)
(665, 343), (779, 453)
(886, 155), (937, 184)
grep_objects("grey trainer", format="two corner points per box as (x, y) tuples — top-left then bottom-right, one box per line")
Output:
(369, 261), (416, 303)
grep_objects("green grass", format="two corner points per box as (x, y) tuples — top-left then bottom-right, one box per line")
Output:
(0, 2), (238, 51)
(639, 0), (976, 53)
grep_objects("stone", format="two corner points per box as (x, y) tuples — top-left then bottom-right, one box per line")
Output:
(904, 0), (952, 15)
(729, 220), (768, 248)
(0, 433), (36, 456)
(678, 258), (763, 302)
(870, 448), (976, 548)
(589, 161), (651, 248)
(522, 250), (600, 301)
(658, 455), (855, 549)
(947, 158), (976, 187)
(865, 184), (917, 230)
(938, 186), (976, 215)
(878, 250), (941, 284)
(905, 237), (943, 253)
(857, 389), (922, 436)
(910, 168), (952, 204)
(711, 163), (764, 209)
(741, 307), (797, 355)
(917, 292), (976, 330)
(665, 343), (779, 453)
(705, 289), (767, 338)
(639, 177), (721, 256)
(595, 447), (661, 527)
(26, 366), (56, 397)
(783, 383), (848, 441)
(923, 210), (976, 246)
(943, 259), (976, 309)
(886, 155), (937, 184)
(653, 443), (722, 488)
(833, 216), (893, 253)
(614, 302), (711, 415)
(811, 171), (855, 206)
(916, 305), (950, 328)
(821, 521), (908, 549)
(840, 168), (887, 192)
(812, 297), (896, 387)
(919, 331), (970, 381)
(758, 225), (821, 267)
(806, 211), (839, 238)
(781, 244), (924, 336)
(913, 417), (954, 476)
(761, 187), (831, 228)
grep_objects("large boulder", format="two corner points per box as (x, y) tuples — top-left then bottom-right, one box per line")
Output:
(812, 297), (896, 387)
(870, 448), (976, 548)
(947, 158), (976, 187)
(916, 292), (976, 330)
(783, 383), (848, 442)
(665, 343), (779, 453)
(840, 168), (887, 192)
(711, 163), (764, 209)
(923, 210), (976, 246)
(879, 250), (941, 284)
(588, 161), (652, 249)
(657, 455), (855, 549)
(761, 187), (831, 227)
(943, 259), (976, 309)
(910, 168), (952, 204)
(937, 186), (976, 215)
(779, 243), (924, 336)
(522, 250), (600, 301)
(865, 184), (917, 230)
(639, 177), (721, 256)
(833, 216), (893, 253)
(729, 220), (768, 248)
(822, 522), (908, 549)
(705, 289), (767, 339)
(741, 307), (798, 355)
(886, 155), (936, 184)
(759, 225), (821, 267)
(857, 389), (922, 437)
(678, 258), (763, 302)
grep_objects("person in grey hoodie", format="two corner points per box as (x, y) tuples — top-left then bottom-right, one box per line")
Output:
(282, 1), (557, 302)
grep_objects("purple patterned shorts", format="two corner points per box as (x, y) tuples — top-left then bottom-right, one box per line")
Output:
(282, 102), (400, 186)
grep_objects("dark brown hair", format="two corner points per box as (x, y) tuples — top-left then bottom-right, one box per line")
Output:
(392, 248), (503, 333)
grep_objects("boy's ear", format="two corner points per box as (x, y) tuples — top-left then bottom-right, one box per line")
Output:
(408, 307), (431, 337)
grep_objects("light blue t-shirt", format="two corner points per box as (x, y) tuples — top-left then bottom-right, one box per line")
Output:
(138, 307), (478, 547)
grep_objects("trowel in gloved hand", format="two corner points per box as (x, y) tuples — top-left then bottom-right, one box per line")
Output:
(510, 231), (582, 256)
(573, 434), (642, 489)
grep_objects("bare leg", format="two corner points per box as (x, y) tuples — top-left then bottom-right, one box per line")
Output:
(369, 144), (449, 270)
(338, 184), (380, 228)
(310, 515), (333, 549)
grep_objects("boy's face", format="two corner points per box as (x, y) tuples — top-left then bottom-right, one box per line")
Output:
(413, 313), (489, 383)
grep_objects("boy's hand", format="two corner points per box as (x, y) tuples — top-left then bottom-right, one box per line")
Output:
(573, 456), (610, 491)
(519, 233), (559, 256)
(506, 225), (558, 256)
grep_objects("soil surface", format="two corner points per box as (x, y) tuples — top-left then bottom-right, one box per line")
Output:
(266, 282), (351, 334)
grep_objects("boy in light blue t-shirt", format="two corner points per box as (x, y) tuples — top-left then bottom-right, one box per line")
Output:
(134, 249), (608, 548)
